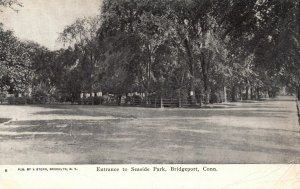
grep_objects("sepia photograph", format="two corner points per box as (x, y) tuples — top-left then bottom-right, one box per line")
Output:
(1, 0), (300, 166)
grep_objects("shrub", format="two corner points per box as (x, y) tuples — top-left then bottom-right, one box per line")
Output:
(7, 97), (16, 105)
(83, 97), (93, 105)
(16, 97), (26, 104)
(25, 97), (34, 104)
(131, 95), (142, 105)
(94, 96), (104, 105)
(7, 97), (27, 105)
(32, 89), (48, 104)
(210, 92), (220, 104)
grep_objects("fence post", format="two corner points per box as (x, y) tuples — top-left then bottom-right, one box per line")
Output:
(80, 93), (83, 105)
(91, 93), (94, 105)
(160, 97), (163, 108)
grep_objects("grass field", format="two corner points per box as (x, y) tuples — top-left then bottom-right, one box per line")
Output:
(0, 96), (299, 164)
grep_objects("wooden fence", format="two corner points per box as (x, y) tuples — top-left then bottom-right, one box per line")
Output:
(0, 96), (197, 108)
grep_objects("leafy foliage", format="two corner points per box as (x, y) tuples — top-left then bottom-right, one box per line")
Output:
(1, 0), (300, 103)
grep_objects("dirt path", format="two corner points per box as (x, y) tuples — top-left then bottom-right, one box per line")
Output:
(0, 96), (299, 164)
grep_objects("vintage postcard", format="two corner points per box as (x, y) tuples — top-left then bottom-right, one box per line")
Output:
(1, 0), (300, 188)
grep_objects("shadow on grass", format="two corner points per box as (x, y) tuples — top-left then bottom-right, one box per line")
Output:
(0, 118), (10, 124)
(34, 109), (137, 118)
(10, 119), (126, 134)
(31, 106), (291, 119)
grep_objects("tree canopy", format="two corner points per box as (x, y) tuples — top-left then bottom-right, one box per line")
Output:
(1, 0), (300, 104)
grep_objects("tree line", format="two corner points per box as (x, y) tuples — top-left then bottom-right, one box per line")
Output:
(1, 0), (300, 105)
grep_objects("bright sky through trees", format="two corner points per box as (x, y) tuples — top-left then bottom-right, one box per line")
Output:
(1, 0), (102, 50)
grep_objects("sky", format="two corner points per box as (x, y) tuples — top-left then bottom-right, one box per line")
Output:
(1, 0), (102, 50)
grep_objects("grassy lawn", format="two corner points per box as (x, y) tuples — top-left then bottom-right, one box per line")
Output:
(0, 96), (299, 164)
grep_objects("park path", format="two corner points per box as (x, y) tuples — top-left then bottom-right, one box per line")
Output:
(0, 96), (299, 164)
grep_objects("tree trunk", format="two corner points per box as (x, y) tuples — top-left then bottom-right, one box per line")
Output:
(178, 88), (182, 108)
(203, 71), (209, 104)
(231, 85), (237, 102)
(145, 44), (152, 104)
(189, 77), (196, 105)
(201, 51), (210, 104)
(245, 86), (249, 100)
(239, 85), (243, 101)
(297, 85), (300, 100)
(250, 84), (254, 100)
(256, 87), (260, 100)
(224, 86), (227, 102)
(268, 90), (271, 98)
(184, 39), (196, 105)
